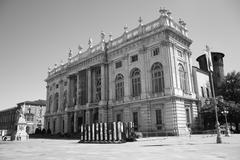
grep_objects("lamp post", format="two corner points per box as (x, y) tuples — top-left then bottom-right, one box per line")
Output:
(209, 70), (222, 143)
(221, 108), (231, 136)
(204, 45), (222, 143)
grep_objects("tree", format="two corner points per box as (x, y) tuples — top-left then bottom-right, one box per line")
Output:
(219, 71), (240, 103)
(218, 71), (240, 132)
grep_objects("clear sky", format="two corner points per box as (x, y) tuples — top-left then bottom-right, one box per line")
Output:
(0, 0), (239, 110)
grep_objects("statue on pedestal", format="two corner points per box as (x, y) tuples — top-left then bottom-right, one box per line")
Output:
(11, 108), (29, 141)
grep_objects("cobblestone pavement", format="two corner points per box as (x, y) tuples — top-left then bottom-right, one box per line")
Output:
(0, 134), (240, 160)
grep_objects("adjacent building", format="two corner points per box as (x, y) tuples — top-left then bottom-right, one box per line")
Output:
(0, 106), (20, 136)
(45, 8), (201, 136)
(17, 100), (46, 134)
(196, 52), (225, 96)
(196, 52), (225, 129)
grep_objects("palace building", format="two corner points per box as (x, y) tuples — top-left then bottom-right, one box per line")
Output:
(45, 8), (200, 136)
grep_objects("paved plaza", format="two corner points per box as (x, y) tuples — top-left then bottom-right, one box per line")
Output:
(0, 134), (240, 160)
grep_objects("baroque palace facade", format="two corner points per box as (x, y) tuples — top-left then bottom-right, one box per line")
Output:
(45, 8), (198, 136)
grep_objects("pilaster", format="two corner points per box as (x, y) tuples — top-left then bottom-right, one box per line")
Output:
(67, 77), (71, 108)
(74, 112), (78, 133)
(100, 64), (106, 105)
(76, 72), (80, 106)
(87, 68), (92, 104)
(139, 45), (147, 99)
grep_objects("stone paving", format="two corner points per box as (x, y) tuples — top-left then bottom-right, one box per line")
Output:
(0, 134), (240, 160)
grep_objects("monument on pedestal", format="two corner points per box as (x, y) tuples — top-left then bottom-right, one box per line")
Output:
(11, 109), (29, 141)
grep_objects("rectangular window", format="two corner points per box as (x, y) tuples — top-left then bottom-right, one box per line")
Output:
(156, 109), (162, 125)
(95, 68), (101, 102)
(177, 50), (183, 57)
(56, 84), (59, 88)
(62, 119), (64, 132)
(201, 87), (205, 97)
(115, 61), (122, 69)
(206, 88), (210, 98)
(79, 70), (87, 105)
(48, 122), (50, 129)
(53, 119), (56, 133)
(133, 112), (138, 131)
(131, 55), (138, 62)
(116, 113), (122, 122)
(185, 107), (191, 124)
(156, 109), (162, 130)
(152, 47), (159, 56)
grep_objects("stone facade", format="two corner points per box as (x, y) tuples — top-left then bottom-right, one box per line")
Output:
(45, 8), (199, 136)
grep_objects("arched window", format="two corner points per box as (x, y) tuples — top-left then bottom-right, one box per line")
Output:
(115, 74), (124, 100)
(151, 63), (164, 94)
(178, 64), (187, 92)
(131, 68), (141, 97)
(48, 95), (52, 113)
(54, 93), (59, 112)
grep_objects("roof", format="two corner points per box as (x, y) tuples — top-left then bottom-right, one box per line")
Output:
(0, 106), (19, 113)
(192, 66), (209, 75)
(196, 52), (225, 62)
(17, 99), (46, 106)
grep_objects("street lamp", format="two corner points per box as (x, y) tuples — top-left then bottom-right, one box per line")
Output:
(204, 45), (222, 143)
(221, 108), (231, 136)
(209, 72), (222, 143)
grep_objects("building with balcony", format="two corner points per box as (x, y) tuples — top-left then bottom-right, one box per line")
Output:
(45, 8), (199, 136)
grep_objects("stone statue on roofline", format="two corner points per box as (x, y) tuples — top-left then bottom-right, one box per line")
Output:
(101, 31), (105, 42)
(78, 45), (83, 54)
(88, 38), (93, 49)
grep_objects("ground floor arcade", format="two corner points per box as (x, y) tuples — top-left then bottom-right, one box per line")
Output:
(44, 97), (198, 136)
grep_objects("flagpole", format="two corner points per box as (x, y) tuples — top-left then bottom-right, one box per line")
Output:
(206, 45), (222, 144)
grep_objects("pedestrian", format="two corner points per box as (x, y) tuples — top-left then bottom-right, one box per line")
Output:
(187, 124), (192, 139)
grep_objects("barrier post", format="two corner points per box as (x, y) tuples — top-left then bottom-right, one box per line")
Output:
(96, 123), (99, 141)
(118, 122), (122, 141)
(80, 125), (83, 141)
(85, 124), (88, 141)
(104, 123), (108, 142)
(92, 124), (94, 141)
(88, 124), (91, 141)
(98, 123), (101, 141)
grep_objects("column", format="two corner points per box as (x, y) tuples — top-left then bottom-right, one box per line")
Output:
(64, 114), (69, 133)
(67, 76), (71, 108)
(76, 73), (80, 107)
(46, 85), (50, 113)
(101, 64), (105, 101)
(59, 80), (64, 112)
(74, 112), (78, 133)
(86, 110), (90, 124)
(186, 51), (193, 93)
(87, 68), (92, 103)
(139, 46), (147, 98)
